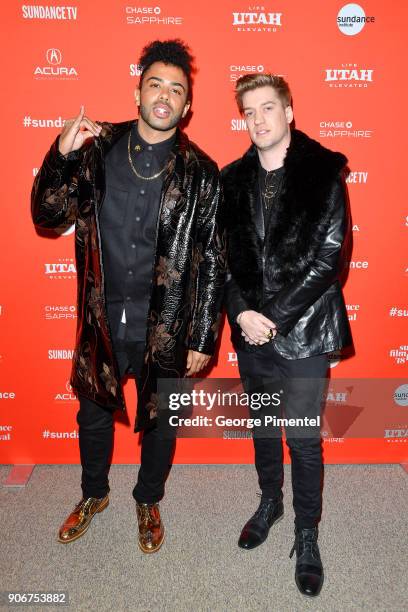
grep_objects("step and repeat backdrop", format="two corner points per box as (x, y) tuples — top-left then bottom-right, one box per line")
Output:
(1, 1), (407, 464)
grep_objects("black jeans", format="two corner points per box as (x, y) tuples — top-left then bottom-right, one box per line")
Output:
(237, 342), (328, 529)
(77, 342), (175, 503)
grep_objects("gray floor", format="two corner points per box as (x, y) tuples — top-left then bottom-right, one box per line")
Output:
(0, 464), (407, 612)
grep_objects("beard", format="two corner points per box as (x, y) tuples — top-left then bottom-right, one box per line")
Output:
(139, 103), (182, 132)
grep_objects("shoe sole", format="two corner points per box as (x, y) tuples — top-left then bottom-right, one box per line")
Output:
(138, 528), (165, 554)
(238, 512), (284, 550)
(57, 496), (109, 544)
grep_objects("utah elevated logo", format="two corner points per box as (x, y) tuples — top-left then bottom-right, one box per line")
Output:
(325, 63), (373, 88)
(232, 6), (282, 32)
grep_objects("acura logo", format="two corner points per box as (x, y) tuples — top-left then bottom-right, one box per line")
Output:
(46, 48), (62, 65)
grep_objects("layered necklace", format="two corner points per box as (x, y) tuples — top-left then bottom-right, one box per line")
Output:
(127, 130), (167, 181)
(261, 166), (284, 210)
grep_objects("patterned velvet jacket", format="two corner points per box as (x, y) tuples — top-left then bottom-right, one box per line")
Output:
(31, 120), (226, 431)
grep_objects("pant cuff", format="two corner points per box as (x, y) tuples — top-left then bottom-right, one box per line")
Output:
(132, 487), (163, 504)
(260, 489), (283, 502)
(294, 518), (320, 529)
(82, 486), (109, 499)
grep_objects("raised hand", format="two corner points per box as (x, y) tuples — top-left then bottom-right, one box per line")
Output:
(58, 106), (102, 156)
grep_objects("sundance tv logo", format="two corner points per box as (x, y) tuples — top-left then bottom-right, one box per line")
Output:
(325, 64), (373, 88)
(346, 171), (368, 184)
(48, 349), (74, 360)
(130, 63), (142, 77)
(34, 48), (79, 80)
(232, 6), (283, 32)
(231, 117), (248, 131)
(22, 5), (78, 20)
(337, 4), (375, 36)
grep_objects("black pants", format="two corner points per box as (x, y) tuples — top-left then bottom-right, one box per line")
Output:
(237, 342), (328, 529)
(76, 342), (175, 503)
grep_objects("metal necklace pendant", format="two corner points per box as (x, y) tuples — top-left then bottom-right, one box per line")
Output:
(262, 170), (281, 209)
(127, 131), (167, 181)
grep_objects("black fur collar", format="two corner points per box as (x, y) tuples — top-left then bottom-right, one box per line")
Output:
(222, 129), (347, 306)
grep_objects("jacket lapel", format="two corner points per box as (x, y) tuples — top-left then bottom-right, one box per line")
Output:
(226, 146), (264, 305)
(98, 120), (135, 155)
(252, 174), (265, 242)
(236, 145), (263, 252)
(91, 120), (134, 214)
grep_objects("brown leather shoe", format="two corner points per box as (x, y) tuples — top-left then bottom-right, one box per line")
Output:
(58, 495), (109, 543)
(136, 502), (165, 553)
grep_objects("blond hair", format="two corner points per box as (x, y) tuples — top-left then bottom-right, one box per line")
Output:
(235, 73), (292, 112)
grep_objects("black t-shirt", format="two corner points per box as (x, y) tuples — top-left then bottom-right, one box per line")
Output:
(258, 163), (285, 234)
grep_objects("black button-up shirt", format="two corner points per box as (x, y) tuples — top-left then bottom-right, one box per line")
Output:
(100, 123), (175, 345)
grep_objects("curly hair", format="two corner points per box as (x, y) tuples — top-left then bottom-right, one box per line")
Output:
(139, 39), (195, 98)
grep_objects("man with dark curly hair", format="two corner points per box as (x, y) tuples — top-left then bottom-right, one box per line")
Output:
(32, 39), (225, 552)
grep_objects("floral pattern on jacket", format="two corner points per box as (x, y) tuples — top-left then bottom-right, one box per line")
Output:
(31, 120), (226, 431)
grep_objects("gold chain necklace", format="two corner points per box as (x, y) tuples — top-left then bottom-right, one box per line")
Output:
(127, 130), (167, 181)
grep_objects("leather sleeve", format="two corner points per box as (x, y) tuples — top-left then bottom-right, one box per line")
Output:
(224, 269), (250, 326)
(188, 167), (227, 355)
(261, 174), (350, 336)
(31, 135), (82, 229)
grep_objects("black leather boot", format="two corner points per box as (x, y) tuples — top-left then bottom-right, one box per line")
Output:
(290, 526), (324, 597)
(238, 496), (284, 550)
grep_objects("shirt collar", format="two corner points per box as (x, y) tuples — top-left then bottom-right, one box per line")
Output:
(133, 121), (177, 155)
(258, 158), (285, 178)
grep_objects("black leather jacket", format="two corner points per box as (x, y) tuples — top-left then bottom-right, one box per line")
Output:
(222, 129), (352, 359)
